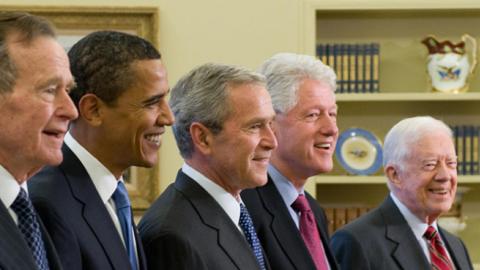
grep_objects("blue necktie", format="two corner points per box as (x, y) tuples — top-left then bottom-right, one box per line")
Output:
(112, 181), (138, 270)
(239, 203), (266, 270)
(11, 188), (50, 270)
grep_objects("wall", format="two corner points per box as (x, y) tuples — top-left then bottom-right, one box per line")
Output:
(4, 0), (301, 192)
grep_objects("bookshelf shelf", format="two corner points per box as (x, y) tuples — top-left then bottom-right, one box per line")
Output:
(337, 92), (480, 102)
(303, 1), (480, 261)
(312, 175), (480, 184)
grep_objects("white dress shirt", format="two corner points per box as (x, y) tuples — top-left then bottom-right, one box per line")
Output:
(65, 132), (138, 266)
(0, 165), (28, 224)
(182, 163), (243, 232)
(268, 164), (331, 270)
(390, 192), (454, 264)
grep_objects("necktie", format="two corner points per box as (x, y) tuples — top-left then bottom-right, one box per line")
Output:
(291, 194), (328, 270)
(11, 188), (50, 270)
(112, 181), (138, 270)
(424, 226), (454, 270)
(239, 203), (266, 270)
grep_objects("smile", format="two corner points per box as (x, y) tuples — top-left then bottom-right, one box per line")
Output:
(145, 134), (161, 146)
(314, 143), (332, 150)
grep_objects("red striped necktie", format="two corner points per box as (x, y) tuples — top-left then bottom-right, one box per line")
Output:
(291, 194), (329, 270)
(424, 226), (454, 270)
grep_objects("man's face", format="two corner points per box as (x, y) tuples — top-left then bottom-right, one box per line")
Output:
(392, 132), (457, 223)
(99, 59), (174, 170)
(271, 78), (338, 181)
(0, 36), (78, 178)
(208, 84), (277, 195)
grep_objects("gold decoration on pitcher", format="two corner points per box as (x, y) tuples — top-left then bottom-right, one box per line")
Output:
(422, 34), (477, 93)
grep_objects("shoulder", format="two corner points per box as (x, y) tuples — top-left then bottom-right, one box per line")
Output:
(28, 165), (71, 203)
(139, 184), (199, 244)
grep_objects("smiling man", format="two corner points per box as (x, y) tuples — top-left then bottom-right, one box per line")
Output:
(0, 12), (77, 270)
(139, 63), (277, 270)
(28, 31), (174, 270)
(241, 53), (339, 270)
(331, 116), (473, 270)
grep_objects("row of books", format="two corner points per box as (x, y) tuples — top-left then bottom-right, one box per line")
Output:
(324, 205), (371, 234)
(452, 125), (480, 175)
(316, 43), (380, 93)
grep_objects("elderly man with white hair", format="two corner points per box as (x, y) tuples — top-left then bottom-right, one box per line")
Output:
(242, 53), (340, 270)
(331, 116), (473, 270)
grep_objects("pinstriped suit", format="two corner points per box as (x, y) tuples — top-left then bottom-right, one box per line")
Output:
(0, 199), (62, 270)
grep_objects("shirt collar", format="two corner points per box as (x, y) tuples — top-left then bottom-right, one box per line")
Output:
(65, 132), (118, 203)
(0, 165), (27, 208)
(390, 192), (438, 241)
(182, 163), (241, 225)
(268, 164), (303, 207)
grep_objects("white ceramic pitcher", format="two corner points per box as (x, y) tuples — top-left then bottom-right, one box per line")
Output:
(422, 34), (477, 93)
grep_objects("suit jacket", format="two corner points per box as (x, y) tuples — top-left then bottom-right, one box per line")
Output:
(28, 144), (147, 270)
(139, 170), (269, 270)
(0, 198), (62, 270)
(330, 195), (473, 270)
(241, 177), (339, 270)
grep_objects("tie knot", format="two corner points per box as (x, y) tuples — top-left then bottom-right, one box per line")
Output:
(11, 188), (34, 215)
(291, 194), (310, 213)
(424, 225), (438, 241)
(112, 181), (130, 209)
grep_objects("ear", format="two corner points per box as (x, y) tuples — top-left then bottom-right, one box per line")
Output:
(190, 122), (214, 155)
(78, 93), (104, 126)
(385, 164), (402, 189)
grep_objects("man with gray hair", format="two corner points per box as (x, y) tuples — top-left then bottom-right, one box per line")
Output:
(331, 116), (473, 270)
(139, 63), (277, 270)
(242, 53), (339, 270)
(0, 12), (77, 270)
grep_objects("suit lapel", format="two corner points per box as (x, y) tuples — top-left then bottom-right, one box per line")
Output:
(0, 201), (38, 269)
(37, 215), (63, 270)
(60, 145), (131, 270)
(133, 219), (147, 270)
(258, 178), (316, 269)
(381, 196), (430, 270)
(440, 227), (472, 270)
(175, 171), (261, 270)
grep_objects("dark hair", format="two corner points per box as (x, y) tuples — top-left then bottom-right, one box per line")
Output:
(0, 12), (56, 93)
(68, 30), (161, 109)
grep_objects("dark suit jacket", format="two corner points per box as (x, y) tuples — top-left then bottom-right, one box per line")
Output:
(241, 177), (339, 270)
(330, 195), (473, 270)
(139, 170), (268, 270)
(28, 144), (147, 270)
(0, 198), (62, 270)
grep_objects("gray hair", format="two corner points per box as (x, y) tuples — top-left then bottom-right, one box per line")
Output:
(170, 63), (266, 158)
(258, 52), (336, 114)
(383, 116), (453, 187)
(0, 12), (56, 94)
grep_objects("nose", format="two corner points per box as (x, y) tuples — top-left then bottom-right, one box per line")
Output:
(261, 124), (277, 150)
(57, 89), (78, 121)
(156, 100), (175, 126)
(319, 114), (338, 137)
(435, 162), (455, 182)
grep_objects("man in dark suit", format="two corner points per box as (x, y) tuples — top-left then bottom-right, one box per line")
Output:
(241, 53), (339, 270)
(331, 116), (473, 270)
(0, 12), (78, 270)
(28, 31), (174, 270)
(139, 63), (277, 270)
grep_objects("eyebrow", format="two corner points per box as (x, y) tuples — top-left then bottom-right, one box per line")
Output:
(36, 76), (75, 90)
(140, 89), (170, 106)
